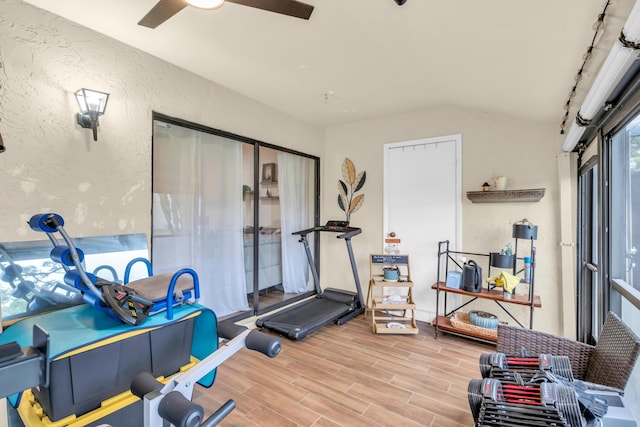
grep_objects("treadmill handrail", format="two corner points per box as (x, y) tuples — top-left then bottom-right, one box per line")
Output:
(336, 227), (361, 239)
(291, 226), (316, 236)
(292, 226), (361, 239)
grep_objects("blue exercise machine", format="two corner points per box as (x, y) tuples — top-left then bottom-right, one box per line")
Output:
(27, 212), (201, 326)
(0, 213), (282, 426)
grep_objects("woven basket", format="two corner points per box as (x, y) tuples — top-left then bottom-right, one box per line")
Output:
(450, 312), (499, 340)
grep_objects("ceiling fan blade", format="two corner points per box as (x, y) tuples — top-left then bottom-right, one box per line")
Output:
(227, 0), (314, 20)
(138, 0), (189, 28)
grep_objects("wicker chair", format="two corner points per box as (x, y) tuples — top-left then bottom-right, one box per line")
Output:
(496, 311), (640, 394)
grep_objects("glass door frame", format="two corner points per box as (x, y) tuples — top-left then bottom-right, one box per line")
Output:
(248, 144), (321, 318)
(577, 152), (601, 344)
(151, 112), (320, 321)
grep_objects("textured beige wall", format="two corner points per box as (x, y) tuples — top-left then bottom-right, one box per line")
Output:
(323, 107), (568, 335)
(0, 0), (323, 243)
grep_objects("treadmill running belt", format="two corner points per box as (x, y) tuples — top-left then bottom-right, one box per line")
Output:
(258, 298), (354, 340)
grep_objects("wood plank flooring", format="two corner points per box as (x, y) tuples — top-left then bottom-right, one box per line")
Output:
(192, 315), (494, 426)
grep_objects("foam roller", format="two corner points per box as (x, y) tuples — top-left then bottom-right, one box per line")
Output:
(130, 372), (163, 399)
(50, 246), (84, 266)
(82, 291), (102, 309)
(64, 269), (96, 291)
(28, 213), (64, 233)
(158, 391), (204, 427)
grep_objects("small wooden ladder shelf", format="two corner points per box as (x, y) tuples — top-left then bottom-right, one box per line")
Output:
(365, 254), (418, 334)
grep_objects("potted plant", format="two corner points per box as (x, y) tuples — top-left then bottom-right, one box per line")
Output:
(490, 243), (515, 268)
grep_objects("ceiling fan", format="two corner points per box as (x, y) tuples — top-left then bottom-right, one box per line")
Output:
(138, 0), (314, 29)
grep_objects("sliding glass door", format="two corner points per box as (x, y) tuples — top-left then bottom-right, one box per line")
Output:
(243, 146), (318, 314)
(608, 115), (640, 323)
(151, 113), (319, 319)
(574, 62), (640, 419)
(577, 155), (599, 343)
(152, 119), (249, 316)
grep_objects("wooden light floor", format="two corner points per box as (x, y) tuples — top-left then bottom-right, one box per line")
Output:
(192, 316), (494, 426)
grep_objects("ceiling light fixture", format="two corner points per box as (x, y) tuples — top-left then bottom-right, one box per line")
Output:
(75, 88), (110, 142)
(185, 0), (224, 10)
(562, 1), (640, 152)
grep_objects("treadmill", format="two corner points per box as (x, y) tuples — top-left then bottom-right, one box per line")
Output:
(255, 220), (364, 340)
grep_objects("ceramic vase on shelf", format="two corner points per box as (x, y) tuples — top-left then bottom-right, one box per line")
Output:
(493, 176), (507, 191)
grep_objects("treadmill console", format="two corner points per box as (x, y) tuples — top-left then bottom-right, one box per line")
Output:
(292, 221), (359, 237)
(324, 220), (349, 230)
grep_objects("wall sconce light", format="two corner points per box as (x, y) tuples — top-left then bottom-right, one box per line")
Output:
(75, 88), (109, 141)
(0, 131), (5, 153)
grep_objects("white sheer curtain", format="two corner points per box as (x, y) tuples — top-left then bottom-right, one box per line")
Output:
(278, 152), (313, 293)
(152, 121), (249, 316)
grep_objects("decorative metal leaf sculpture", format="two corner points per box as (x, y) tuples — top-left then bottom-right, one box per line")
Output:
(338, 158), (366, 222)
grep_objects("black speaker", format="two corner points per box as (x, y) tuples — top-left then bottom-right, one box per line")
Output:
(394, 0), (407, 5)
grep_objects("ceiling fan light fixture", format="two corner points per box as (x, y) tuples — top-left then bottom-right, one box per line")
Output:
(185, 0), (224, 10)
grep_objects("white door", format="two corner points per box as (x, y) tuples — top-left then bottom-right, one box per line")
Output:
(383, 134), (462, 322)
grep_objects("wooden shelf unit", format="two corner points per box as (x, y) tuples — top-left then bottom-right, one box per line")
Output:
(431, 282), (541, 307)
(366, 254), (418, 334)
(432, 240), (541, 343)
(466, 188), (546, 204)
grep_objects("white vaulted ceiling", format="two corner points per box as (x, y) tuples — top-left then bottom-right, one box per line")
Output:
(21, 0), (637, 128)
